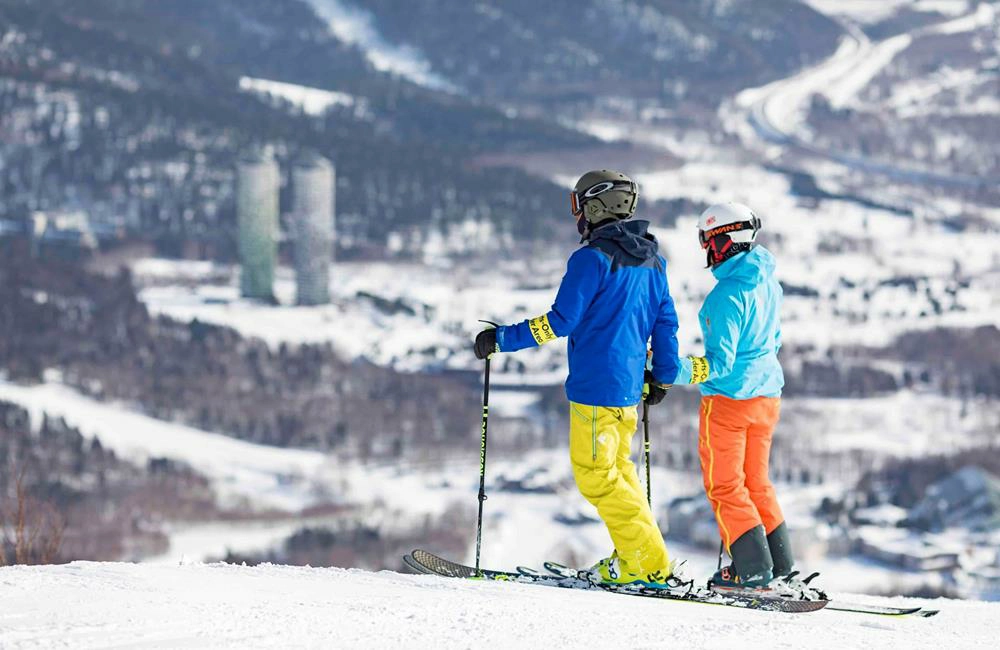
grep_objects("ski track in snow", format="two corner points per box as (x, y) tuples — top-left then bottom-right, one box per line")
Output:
(0, 562), (994, 649)
(238, 77), (357, 116)
(305, 0), (457, 92)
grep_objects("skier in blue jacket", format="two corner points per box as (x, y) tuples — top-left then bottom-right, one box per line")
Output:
(473, 170), (681, 587)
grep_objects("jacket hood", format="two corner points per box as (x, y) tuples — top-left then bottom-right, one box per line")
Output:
(712, 245), (775, 284)
(588, 219), (658, 262)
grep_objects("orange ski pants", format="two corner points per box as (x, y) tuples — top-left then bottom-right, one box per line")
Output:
(698, 395), (785, 552)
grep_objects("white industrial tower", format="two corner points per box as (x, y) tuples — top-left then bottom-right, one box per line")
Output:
(291, 151), (335, 306)
(237, 147), (280, 301)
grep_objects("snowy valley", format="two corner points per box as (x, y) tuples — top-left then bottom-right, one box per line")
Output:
(1, 0), (999, 647)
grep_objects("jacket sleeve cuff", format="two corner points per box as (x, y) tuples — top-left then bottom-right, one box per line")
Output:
(673, 357), (692, 384)
(495, 325), (509, 352)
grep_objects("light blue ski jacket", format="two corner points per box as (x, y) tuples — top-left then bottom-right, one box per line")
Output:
(674, 246), (784, 399)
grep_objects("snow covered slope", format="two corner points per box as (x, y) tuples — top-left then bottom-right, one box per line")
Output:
(0, 562), (994, 649)
(306, 0), (456, 92)
(0, 381), (330, 512)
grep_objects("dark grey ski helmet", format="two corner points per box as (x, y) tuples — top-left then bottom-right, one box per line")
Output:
(571, 170), (639, 225)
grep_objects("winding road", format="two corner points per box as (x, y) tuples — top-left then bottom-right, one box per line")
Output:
(731, 4), (996, 189)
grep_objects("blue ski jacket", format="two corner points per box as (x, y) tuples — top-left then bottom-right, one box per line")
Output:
(674, 246), (784, 399)
(496, 220), (680, 407)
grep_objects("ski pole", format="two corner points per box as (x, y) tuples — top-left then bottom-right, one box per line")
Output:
(473, 320), (499, 577)
(642, 349), (653, 508)
(474, 356), (490, 577)
(717, 540), (724, 571)
(642, 398), (651, 507)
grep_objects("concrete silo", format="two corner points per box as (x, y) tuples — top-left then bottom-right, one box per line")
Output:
(237, 147), (280, 301)
(291, 151), (335, 306)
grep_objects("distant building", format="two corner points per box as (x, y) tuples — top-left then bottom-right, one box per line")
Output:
(290, 151), (335, 306)
(237, 147), (279, 301)
(29, 210), (98, 259)
(909, 466), (1000, 532)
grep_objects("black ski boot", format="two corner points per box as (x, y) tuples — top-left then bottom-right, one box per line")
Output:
(708, 525), (774, 589)
(766, 522), (794, 577)
(709, 564), (773, 588)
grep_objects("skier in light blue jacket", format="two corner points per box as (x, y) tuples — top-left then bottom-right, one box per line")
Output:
(654, 202), (793, 589)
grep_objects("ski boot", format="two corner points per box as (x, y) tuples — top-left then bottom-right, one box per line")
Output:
(587, 552), (683, 590)
(708, 525), (775, 591)
(708, 564), (774, 590)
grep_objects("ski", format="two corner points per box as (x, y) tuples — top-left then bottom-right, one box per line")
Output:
(407, 550), (590, 588)
(407, 550), (827, 613)
(710, 587), (938, 617)
(542, 561), (938, 618)
(402, 553), (433, 575)
(826, 603), (939, 618)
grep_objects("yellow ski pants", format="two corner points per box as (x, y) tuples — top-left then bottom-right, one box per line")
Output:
(569, 401), (670, 577)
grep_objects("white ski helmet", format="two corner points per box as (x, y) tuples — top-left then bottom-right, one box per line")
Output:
(697, 202), (761, 268)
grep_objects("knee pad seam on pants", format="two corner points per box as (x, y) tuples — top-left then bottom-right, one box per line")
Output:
(573, 466), (617, 500)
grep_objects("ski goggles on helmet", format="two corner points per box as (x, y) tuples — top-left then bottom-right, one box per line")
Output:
(570, 180), (638, 218)
(698, 217), (761, 249)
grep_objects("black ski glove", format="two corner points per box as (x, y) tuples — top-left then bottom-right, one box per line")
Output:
(644, 370), (672, 406)
(474, 328), (499, 360)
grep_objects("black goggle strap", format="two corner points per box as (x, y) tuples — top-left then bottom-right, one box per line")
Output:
(571, 180), (637, 217)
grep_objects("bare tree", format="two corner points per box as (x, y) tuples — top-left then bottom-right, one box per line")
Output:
(1, 464), (65, 565)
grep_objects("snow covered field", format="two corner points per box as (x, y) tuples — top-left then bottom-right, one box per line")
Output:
(134, 257), (569, 375)
(0, 562), (995, 649)
(134, 165), (1000, 372)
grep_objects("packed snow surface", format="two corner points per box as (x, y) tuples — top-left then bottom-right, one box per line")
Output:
(0, 562), (994, 649)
